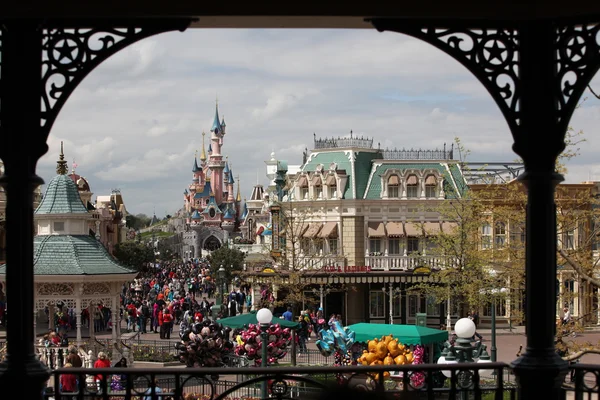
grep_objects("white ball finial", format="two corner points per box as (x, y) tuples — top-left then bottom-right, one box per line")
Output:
(257, 308), (273, 325)
(270, 151), (276, 160)
(454, 317), (476, 339)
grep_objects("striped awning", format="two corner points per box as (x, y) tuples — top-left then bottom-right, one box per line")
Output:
(368, 222), (386, 237)
(386, 221), (404, 237)
(404, 222), (422, 236)
(423, 221), (441, 235)
(304, 223), (322, 238)
(406, 175), (418, 185)
(311, 175), (322, 186)
(425, 175), (437, 185)
(388, 175), (400, 185)
(297, 175), (308, 187)
(442, 222), (458, 233)
(318, 222), (338, 238)
(326, 175), (337, 186)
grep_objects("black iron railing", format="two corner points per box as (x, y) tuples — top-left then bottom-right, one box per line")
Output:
(46, 363), (515, 400)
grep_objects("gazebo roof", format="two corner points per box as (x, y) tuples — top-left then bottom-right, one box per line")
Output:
(0, 235), (137, 276)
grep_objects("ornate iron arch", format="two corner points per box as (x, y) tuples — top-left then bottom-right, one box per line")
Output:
(368, 19), (600, 142)
(34, 18), (192, 139)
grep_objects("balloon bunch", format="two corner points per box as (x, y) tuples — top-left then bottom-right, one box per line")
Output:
(233, 323), (292, 366)
(409, 345), (425, 388)
(357, 335), (416, 381)
(315, 320), (356, 357)
(175, 319), (234, 368)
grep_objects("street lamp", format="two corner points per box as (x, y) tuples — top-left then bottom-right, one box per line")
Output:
(437, 317), (492, 398)
(381, 284), (401, 324)
(213, 265), (226, 319)
(257, 307), (273, 399)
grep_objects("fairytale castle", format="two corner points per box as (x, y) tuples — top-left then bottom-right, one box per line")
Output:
(181, 102), (243, 255)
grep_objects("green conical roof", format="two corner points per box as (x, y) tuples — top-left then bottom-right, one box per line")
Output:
(36, 174), (89, 214)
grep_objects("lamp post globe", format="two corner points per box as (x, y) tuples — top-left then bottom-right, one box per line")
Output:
(454, 317), (476, 339)
(257, 307), (273, 399)
(257, 308), (273, 325)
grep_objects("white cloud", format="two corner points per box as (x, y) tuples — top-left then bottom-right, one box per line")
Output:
(34, 28), (600, 217)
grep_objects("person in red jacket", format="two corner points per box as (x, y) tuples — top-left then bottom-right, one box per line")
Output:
(161, 309), (173, 339)
(60, 362), (78, 396)
(93, 352), (111, 395)
(157, 307), (165, 339)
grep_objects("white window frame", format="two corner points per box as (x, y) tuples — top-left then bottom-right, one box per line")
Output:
(328, 238), (338, 255)
(425, 184), (436, 198)
(495, 222), (506, 248)
(388, 238), (401, 255)
(481, 224), (492, 249)
(369, 238), (381, 254)
(370, 291), (385, 318)
(406, 184), (419, 198)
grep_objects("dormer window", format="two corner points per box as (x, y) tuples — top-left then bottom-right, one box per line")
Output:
(54, 221), (65, 232)
(425, 175), (437, 198)
(326, 174), (337, 199)
(406, 175), (419, 198)
(312, 175), (323, 199)
(388, 175), (400, 198)
(298, 175), (309, 199)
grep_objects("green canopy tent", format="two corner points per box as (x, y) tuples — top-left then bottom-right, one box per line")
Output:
(346, 323), (448, 346)
(218, 310), (300, 329)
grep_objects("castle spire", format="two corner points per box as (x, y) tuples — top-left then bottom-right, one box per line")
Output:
(192, 150), (200, 172)
(200, 131), (207, 161)
(56, 141), (68, 175)
(211, 99), (221, 133)
(236, 174), (241, 202)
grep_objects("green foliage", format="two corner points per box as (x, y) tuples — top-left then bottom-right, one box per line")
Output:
(113, 241), (155, 270)
(207, 246), (246, 282)
(126, 213), (152, 230)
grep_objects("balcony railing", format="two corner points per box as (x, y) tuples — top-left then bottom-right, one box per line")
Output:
(366, 255), (457, 271)
(298, 256), (346, 270)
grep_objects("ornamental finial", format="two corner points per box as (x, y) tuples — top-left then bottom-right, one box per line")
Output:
(56, 141), (68, 175)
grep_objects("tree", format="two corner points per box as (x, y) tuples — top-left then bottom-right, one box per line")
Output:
(255, 197), (341, 313)
(113, 241), (154, 271)
(126, 213), (152, 231)
(207, 246), (246, 282)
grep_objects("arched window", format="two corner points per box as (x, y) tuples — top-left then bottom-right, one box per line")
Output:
(387, 175), (399, 198)
(425, 175), (437, 198)
(406, 174), (419, 198)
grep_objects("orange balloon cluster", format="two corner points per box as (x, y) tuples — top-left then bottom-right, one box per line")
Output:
(357, 335), (415, 380)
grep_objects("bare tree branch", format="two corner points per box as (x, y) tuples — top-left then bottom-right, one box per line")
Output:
(558, 248), (600, 288)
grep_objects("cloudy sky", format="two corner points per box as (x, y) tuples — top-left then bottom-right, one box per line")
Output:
(39, 28), (600, 218)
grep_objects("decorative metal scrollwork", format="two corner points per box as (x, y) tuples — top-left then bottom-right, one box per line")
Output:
(556, 23), (600, 132)
(40, 19), (191, 137)
(37, 282), (74, 296)
(369, 20), (520, 136)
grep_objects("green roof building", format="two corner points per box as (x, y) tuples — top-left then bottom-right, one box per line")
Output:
(0, 143), (137, 346)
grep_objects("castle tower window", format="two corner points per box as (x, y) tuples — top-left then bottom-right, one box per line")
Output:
(388, 175), (400, 198)
(406, 175), (419, 198)
(425, 175), (437, 198)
